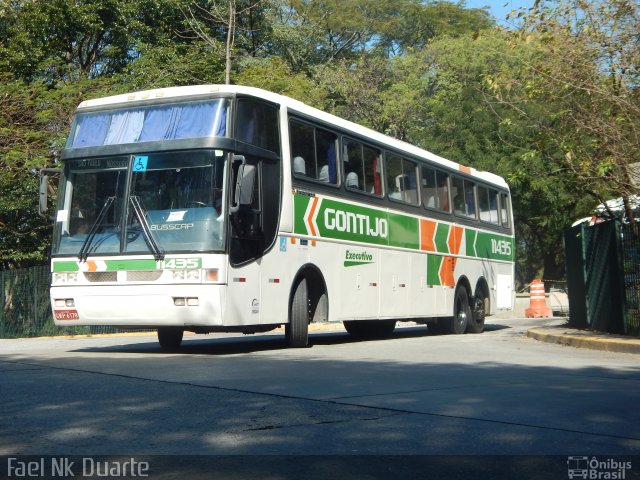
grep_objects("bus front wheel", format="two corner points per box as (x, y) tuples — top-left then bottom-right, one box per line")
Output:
(286, 277), (309, 348)
(157, 327), (184, 349)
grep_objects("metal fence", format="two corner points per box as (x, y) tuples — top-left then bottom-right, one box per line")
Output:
(619, 223), (640, 336)
(564, 221), (640, 337)
(0, 264), (151, 338)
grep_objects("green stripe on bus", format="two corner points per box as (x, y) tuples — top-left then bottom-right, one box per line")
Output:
(465, 228), (477, 257)
(293, 193), (514, 261)
(52, 261), (80, 272)
(434, 223), (450, 253)
(104, 259), (159, 271)
(427, 254), (443, 286)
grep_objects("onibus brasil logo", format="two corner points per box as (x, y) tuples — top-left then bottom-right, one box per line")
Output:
(567, 456), (632, 479)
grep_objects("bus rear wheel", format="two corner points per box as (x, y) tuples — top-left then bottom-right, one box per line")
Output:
(157, 327), (184, 349)
(441, 287), (471, 335)
(286, 277), (309, 348)
(466, 294), (486, 333)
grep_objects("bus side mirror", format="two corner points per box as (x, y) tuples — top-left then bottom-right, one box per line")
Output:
(38, 168), (60, 218)
(39, 175), (49, 217)
(230, 156), (256, 214)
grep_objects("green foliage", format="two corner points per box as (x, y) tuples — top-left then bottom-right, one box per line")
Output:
(0, 0), (635, 285)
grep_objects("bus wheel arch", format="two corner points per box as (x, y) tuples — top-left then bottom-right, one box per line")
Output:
(286, 264), (328, 347)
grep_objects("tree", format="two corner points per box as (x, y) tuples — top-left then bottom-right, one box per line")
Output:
(493, 0), (640, 221)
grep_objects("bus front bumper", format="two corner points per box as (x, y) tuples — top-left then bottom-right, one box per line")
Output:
(51, 284), (226, 327)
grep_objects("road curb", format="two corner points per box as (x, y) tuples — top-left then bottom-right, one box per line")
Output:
(526, 327), (640, 354)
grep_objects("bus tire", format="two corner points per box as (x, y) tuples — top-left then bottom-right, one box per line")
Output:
(467, 294), (486, 333)
(157, 327), (183, 349)
(286, 277), (309, 348)
(448, 287), (471, 334)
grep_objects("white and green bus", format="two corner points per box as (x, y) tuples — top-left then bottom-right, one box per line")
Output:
(42, 85), (514, 348)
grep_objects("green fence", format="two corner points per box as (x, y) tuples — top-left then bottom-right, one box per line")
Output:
(564, 221), (640, 336)
(0, 265), (152, 338)
(620, 223), (640, 336)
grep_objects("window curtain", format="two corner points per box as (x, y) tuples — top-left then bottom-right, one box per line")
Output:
(71, 100), (227, 148)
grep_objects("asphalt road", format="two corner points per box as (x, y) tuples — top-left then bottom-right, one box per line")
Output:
(1, 317), (639, 478)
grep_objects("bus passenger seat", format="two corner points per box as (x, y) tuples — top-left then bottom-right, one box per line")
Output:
(319, 165), (329, 182)
(346, 172), (359, 189)
(293, 156), (306, 175)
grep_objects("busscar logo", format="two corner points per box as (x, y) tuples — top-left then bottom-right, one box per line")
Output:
(150, 223), (194, 231)
(567, 456), (632, 479)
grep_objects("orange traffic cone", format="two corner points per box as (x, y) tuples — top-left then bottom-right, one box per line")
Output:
(525, 280), (553, 318)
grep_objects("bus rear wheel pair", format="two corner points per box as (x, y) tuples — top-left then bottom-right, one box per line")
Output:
(432, 287), (485, 334)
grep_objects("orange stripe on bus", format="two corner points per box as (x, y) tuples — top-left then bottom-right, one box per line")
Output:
(439, 256), (457, 287)
(448, 226), (463, 255)
(420, 219), (436, 252)
(459, 165), (472, 174)
(307, 197), (319, 237)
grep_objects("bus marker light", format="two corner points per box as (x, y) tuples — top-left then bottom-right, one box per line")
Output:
(54, 299), (66, 307)
(269, 278), (280, 284)
(173, 298), (186, 306)
(233, 278), (246, 283)
(65, 299), (75, 307)
(187, 297), (199, 306)
(205, 269), (219, 282)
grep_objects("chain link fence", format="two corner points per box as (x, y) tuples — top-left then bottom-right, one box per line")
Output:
(1, 265), (151, 338)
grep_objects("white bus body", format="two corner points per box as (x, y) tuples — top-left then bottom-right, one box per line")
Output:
(47, 85), (514, 347)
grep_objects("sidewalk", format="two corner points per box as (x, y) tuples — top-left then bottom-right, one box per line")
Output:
(526, 324), (640, 354)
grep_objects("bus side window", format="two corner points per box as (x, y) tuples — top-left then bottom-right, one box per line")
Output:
(316, 128), (338, 184)
(290, 120), (314, 179)
(436, 170), (450, 212)
(478, 186), (497, 223)
(363, 146), (382, 196)
(342, 139), (382, 196)
(343, 139), (364, 192)
(387, 154), (417, 205)
(422, 166), (449, 212)
(452, 176), (476, 218)
(236, 99), (279, 154)
(290, 120), (338, 184)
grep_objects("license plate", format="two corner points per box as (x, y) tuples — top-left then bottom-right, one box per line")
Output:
(54, 309), (80, 320)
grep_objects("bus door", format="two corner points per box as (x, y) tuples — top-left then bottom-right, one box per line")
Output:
(226, 152), (282, 326)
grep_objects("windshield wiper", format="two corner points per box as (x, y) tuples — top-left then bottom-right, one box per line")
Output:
(129, 195), (165, 261)
(78, 196), (115, 262)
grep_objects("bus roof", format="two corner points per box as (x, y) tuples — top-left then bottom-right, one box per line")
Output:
(77, 84), (509, 189)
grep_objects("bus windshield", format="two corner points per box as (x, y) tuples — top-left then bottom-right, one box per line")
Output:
(52, 150), (227, 257)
